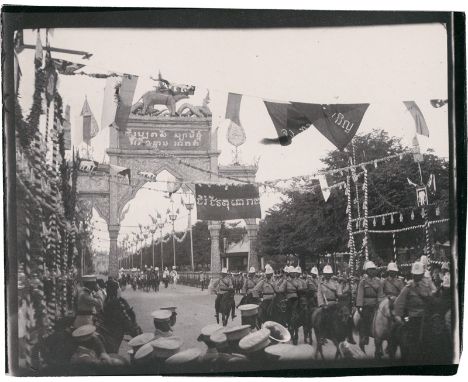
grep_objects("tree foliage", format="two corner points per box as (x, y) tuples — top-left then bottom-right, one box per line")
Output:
(257, 130), (449, 268)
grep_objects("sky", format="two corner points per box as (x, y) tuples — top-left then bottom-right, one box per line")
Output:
(17, 25), (449, 251)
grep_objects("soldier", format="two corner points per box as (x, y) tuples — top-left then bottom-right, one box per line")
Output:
(317, 265), (342, 307)
(152, 310), (174, 339)
(214, 268), (234, 323)
(306, 267), (319, 310)
(73, 275), (102, 329)
(252, 265), (280, 323)
(383, 262), (405, 300)
(356, 260), (384, 350)
(241, 267), (259, 304)
(154, 267), (160, 292)
(394, 261), (435, 362)
(170, 266), (178, 289)
(420, 255), (437, 295)
(70, 324), (111, 366)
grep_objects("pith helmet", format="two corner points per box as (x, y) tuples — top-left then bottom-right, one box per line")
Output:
(363, 261), (376, 271)
(221, 267), (228, 274)
(411, 261), (425, 275)
(322, 265), (333, 274)
(311, 267), (319, 275)
(249, 267), (256, 273)
(295, 266), (302, 274)
(387, 262), (399, 272)
(265, 265), (274, 275)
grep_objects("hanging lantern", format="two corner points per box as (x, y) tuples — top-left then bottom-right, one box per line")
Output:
(373, 218), (376, 227)
(421, 208), (425, 218)
(411, 210), (415, 220)
(400, 213), (403, 222)
(390, 214), (394, 224)
(374, 161), (378, 168)
(382, 216), (386, 226)
(399, 154), (403, 160)
(355, 221), (359, 229)
(436, 206), (440, 216)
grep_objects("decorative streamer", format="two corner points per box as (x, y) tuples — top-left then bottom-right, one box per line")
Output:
(392, 233), (397, 261)
(346, 175), (357, 276)
(362, 168), (369, 261)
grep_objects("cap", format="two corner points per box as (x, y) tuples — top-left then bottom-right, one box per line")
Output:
(128, 332), (155, 347)
(265, 265), (274, 275)
(81, 274), (97, 282)
(200, 323), (223, 341)
(221, 267), (228, 274)
(279, 344), (314, 361)
(387, 262), (399, 272)
(238, 304), (259, 317)
(209, 327), (227, 346)
(152, 337), (183, 359)
(72, 324), (96, 340)
(323, 265), (333, 274)
(238, 328), (270, 353)
(224, 324), (251, 341)
(160, 306), (177, 313)
(264, 343), (296, 360)
(248, 267), (256, 273)
(261, 321), (291, 343)
(411, 261), (425, 275)
(364, 261), (376, 270)
(165, 348), (201, 365)
(311, 267), (319, 275)
(151, 310), (172, 322)
(134, 343), (154, 362)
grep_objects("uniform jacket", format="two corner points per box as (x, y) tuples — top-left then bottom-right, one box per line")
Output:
(306, 277), (319, 295)
(383, 277), (405, 297)
(217, 276), (233, 294)
(394, 280), (433, 318)
(356, 277), (384, 307)
(253, 278), (278, 300)
(285, 277), (299, 299)
(154, 328), (173, 340)
(317, 278), (342, 306)
(242, 276), (258, 295)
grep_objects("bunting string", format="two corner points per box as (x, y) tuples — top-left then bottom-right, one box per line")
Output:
(362, 167), (369, 261)
(353, 218), (449, 234)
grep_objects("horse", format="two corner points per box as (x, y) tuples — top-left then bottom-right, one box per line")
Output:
(311, 301), (354, 360)
(95, 297), (142, 353)
(258, 293), (288, 328)
(219, 290), (235, 326)
(371, 297), (398, 359)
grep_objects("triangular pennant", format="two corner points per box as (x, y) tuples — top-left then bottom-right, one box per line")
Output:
(318, 175), (330, 202)
(34, 31), (43, 68)
(404, 101), (429, 137)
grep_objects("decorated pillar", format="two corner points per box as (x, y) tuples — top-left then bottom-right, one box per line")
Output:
(208, 221), (221, 274)
(108, 225), (120, 277)
(246, 220), (259, 271)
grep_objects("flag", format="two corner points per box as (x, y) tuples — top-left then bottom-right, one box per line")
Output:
(426, 174), (436, 192)
(262, 101), (311, 146)
(318, 175), (331, 202)
(292, 102), (370, 151)
(110, 165), (131, 183)
(52, 58), (85, 74)
(403, 101), (429, 137)
(225, 93), (242, 126)
(80, 97), (99, 145)
(34, 31), (43, 68)
(430, 99), (448, 108)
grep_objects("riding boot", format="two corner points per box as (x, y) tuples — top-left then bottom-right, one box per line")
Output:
(215, 314), (220, 324)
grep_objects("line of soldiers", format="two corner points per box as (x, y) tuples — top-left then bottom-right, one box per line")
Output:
(214, 255), (451, 352)
(119, 266), (180, 291)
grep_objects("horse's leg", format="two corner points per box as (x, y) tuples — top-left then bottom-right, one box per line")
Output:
(333, 339), (341, 360)
(374, 337), (383, 359)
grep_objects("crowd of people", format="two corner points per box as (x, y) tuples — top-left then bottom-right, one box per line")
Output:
(118, 266), (179, 291)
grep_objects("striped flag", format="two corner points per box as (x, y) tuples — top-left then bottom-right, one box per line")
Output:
(79, 97), (99, 145)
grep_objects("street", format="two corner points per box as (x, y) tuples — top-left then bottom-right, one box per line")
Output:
(119, 284), (381, 361)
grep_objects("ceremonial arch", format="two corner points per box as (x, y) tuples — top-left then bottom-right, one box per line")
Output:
(76, 77), (259, 277)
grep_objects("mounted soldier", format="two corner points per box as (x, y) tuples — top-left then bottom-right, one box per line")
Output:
(355, 260), (384, 352)
(214, 268), (235, 325)
(239, 267), (259, 306)
(383, 262), (405, 300)
(252, 264), (280, 324)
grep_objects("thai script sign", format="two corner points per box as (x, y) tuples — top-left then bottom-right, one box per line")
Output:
(122, 127), (210, 150)
(195, 184), (261, 220)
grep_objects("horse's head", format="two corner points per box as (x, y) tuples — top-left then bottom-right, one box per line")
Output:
(336, 304), (352, 325)
(123, 306), (142, 337)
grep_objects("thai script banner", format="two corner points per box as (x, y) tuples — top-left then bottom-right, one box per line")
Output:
(195, 184), (261, 220)
(122, 127), (210, 150)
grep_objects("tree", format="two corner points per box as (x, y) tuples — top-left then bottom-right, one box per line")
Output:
(257, 130), (449, 269)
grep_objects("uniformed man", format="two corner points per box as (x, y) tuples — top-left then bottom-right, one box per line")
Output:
(383, 262), (405, 300)
(420, 255), (437, 295)
(241, 267), (259, 303)
(394, 261), (435, 362)
(356, 260), (384, 350)
(215, 268), (234, 324)
(317, 265), (342, 307)
(306, 267), (319, 310)
(70, 324), (111, 365)
(253, 264), (281, 323)
(170, 266), (178, 289)
(152, 310), (174, 339)
(74, 275), (102, 329)
(283, 266), (300, 343)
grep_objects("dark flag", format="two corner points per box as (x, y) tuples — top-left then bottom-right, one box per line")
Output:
(430, 99), (448, 108)
(226, 93), (243, 126)
(403, 101), (429, 137)
(262, 101), (312, 146)
(262, 101), (369, 150)
(34, 30), (43, 68)
(292, 102), (370, 151)
(110, 165), (131, 184)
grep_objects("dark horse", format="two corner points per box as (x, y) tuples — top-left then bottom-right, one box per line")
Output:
(95, 297), (142, 353)
(258, 293), (288, 327)
(311, 301), (354, 360)
(219, 291), (236, 326)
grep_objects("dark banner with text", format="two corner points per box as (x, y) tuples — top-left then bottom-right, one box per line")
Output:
(195, 184), (261, 220)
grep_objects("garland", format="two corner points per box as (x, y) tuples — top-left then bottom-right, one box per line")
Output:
(346, 175), (357, 276)
(362, 167), (369, 261)
(353, 218), (449, 234)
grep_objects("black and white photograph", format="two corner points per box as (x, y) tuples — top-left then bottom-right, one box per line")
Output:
(2, 6), (466, 377)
